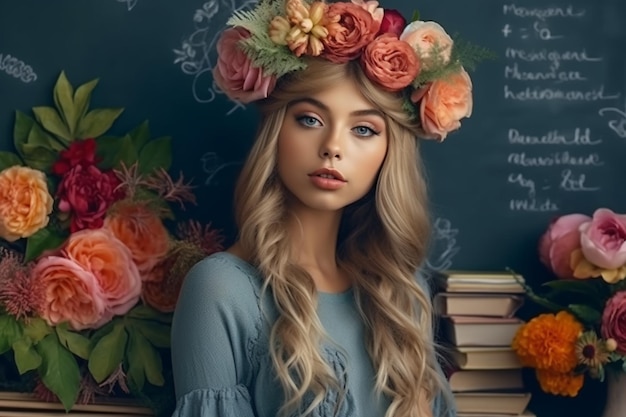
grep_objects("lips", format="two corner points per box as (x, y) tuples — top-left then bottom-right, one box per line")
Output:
(308, 168), (346, 182)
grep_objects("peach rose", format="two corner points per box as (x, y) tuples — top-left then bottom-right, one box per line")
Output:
(361, 34), (420, 92)
(351, 0), (384, 24)
(322, 2), (380, 63)
(34, 256), (106, 330)
(0, 166), (53, 242)
(400, 20), (453, 69)
(103, 202), (170, 277)
(412, 68), (473, 141)
(213, 27), (277, 103)
(64, 228), (141, 319)
(538, 213), (590, 279)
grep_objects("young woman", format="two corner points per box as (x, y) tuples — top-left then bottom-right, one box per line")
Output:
(171, 1), (475, 416)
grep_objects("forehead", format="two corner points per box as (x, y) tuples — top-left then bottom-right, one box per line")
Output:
(291, 78), (376, 113)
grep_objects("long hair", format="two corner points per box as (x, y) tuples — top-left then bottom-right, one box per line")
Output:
(233, 59), (452, 417)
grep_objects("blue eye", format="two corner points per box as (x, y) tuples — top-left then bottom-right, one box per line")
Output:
(297, 115), (321, 127)
(353, 126), (378, 137)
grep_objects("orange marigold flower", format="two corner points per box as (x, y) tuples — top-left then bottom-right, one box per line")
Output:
(535, 369), (584, 397)
(512, 311), (583, 373)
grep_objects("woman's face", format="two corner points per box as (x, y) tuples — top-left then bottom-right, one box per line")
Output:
(277, 79), (388, 213)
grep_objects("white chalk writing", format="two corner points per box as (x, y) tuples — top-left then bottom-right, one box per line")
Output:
(0, 53), (37, 83)
(598, 101), (626, 138)
(508, 128), (602, 146)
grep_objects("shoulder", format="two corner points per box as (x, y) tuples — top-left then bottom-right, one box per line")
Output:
(181, 251), (264, 302)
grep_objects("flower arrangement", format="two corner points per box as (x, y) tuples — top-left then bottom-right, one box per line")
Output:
(0, 72), (223, 415)
(213, 0), (491, 141)
(511, 208), (626, 397)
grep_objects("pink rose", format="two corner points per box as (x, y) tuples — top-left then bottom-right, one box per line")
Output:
(601, 291), (626, 354)
(361, 34), (420, 91)
(377, 9), (406, 37)
(64, 228), (142, 319)
(213, 27), (277, 104)
(411, 68), (473, 141)
(579, 208), (626, 270)
(538, 214), (591, 279)
(57, 164), (122, 232)
(351, 0), (384, 24)
(400, 20), (453, 69)
(322, 2), (380, 63)
(34, 256), (106, 330)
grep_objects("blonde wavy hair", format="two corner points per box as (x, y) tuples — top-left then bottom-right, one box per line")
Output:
(233, 59), (452, 417)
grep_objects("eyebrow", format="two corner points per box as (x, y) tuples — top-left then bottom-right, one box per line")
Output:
(288, 97), (385, 120)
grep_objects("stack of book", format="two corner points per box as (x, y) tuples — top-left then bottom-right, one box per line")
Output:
(0, 392), (153, 416)
(434, 270), (534, 417)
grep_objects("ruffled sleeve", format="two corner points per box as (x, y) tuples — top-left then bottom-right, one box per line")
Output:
(172, 385), (256, 417)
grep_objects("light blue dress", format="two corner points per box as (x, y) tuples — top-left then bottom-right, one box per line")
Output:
(171, 252), (456, 417)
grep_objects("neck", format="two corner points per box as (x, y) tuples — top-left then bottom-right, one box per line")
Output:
(286, 207), (351, 293)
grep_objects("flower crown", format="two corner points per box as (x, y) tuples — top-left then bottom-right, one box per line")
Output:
(213, 0), (487, 141)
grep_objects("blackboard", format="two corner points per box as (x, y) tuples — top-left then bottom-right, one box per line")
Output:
(1, 1), (624, 416)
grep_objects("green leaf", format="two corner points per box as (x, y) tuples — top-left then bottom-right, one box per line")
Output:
(128, 120), (151, 151)
(56, 323), (91, 359)
(138, 136), (172, 174)
(24, 227), (68, 262)
(22, 318), (52, 343)
(36, 333), (80, 411)
(88, 321), (127, 383)
(411, 10), (420, 22)
(72, 78), (99, 123)
(27, 120), (65, 152)
(95, 134), (137, 170)
(13, 110), (35, 155)
(126, 328), (164, 390)
(0, 315), (23, 354)
(76, 108), (124, 139)
(127, 304), (172, 323)
(19, 144), (57, 172)
(0, 151), (23, 171)
(12, 337), (42, 374)
(32, 106), (72, 144)
(53, 71), (77, 135)
(568, 304), (602, 326)
(129, 318), (171, 348)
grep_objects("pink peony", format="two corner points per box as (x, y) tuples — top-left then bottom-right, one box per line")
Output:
(213, 27), (277, 104)
(601, 291), (626, 354)
(64, 228), (142, 320)
(579, 208), (626, 270)
(34, 256), (106, 330)
(538, 213), (591, 279)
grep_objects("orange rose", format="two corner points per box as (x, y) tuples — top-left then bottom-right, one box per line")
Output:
(361, 34), (420, 91)
(0, 166), (53, 242)
(34, 256), (106, 330)
(64, 228), (142, 319)
(322, 2), (380, 63)
(412, 68), (473, 141)
(103, 201), (170, 277)
(400, 20), (453, 69)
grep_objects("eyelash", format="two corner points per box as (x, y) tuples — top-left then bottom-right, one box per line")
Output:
(295, 115), (380, 137)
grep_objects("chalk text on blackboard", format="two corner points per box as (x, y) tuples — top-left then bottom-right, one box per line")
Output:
(0, 53), (37, 83)
(504, 63), (585, 82)
(507, 151), (604, 167)
(508, 173), (536, 198)
(559, 169), (599, 192)
(505, 48), (602, 69)
(504, 84), (620, 101)
(509, 198), (559, 212)
(598, 102), (626, 138)
(508, 128), (602, 146)
(502, 4), (585, 20)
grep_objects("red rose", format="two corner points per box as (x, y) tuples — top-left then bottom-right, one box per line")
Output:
(377, 9), (406, 37)
(56, 165), (122, 232)
(52, 138), (100, 176)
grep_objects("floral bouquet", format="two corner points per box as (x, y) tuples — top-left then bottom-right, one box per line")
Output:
(0, 72), (223, 415)
(511, 208), (626, 397)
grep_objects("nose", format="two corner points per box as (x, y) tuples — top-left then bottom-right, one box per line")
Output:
(318, 128), (343, 160)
